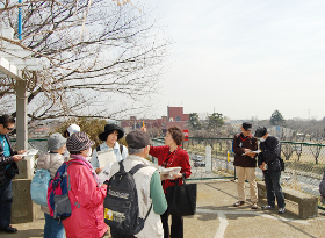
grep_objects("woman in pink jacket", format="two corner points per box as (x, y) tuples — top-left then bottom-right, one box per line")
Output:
(64, 131), (108, 238)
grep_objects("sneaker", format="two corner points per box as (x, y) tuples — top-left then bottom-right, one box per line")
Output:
(261, 205), (275, 210)
(251, 202), (259, 209)
(279, 208), (285, 214)
(233, 201), (245, 207)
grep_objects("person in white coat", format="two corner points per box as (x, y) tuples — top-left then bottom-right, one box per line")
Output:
(109, 130), (166, 238)
(36, 133), (66, 238)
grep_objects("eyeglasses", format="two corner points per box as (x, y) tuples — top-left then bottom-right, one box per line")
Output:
(6, 127), (14, 131)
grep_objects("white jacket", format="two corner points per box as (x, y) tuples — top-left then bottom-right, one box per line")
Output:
(109, 155), (164, 238)
(36, 152), (65, 214)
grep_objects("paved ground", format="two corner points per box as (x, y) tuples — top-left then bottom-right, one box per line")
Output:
(2, 180), (325, 238)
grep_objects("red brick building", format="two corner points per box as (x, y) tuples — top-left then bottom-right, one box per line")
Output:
(121, 107), (189, 136)
(166, 107), (189, 130)
(167, 107), (189, 122)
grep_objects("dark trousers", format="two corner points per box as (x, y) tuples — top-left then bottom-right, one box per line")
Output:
(161, 210), (183, 238)
(0, 178), (13, 229)
(264, 171), (284, 209)
(110, 227), (136, 238)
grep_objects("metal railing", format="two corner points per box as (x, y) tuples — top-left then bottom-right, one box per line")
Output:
(152, 137), (325, 204)
(11, 137), (325, 208)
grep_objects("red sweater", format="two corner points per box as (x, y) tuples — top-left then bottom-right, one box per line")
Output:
(149, 145), (191, 193)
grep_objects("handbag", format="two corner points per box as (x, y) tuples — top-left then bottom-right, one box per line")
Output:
(166, 174), (197, 216)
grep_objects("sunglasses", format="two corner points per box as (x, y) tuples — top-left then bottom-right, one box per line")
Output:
(6, 127), (14, 131)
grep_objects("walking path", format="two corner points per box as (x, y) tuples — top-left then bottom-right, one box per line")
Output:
(3, 180), (325, 238)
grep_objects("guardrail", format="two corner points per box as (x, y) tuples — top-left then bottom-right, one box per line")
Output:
(10, 137), (325, 208)
(152, 137), (325, 204)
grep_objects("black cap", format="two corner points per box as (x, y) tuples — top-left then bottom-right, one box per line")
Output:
(243, 122), (252, 131)
(127, 130), (151, 149)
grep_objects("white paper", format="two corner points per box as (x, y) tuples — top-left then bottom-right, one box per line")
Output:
(98, 163), (113, 185)
(243, 150), (261, 155)
(159, 166), (182, 180)
(97, 149), (116, 168)
(21, 149), (38, 158)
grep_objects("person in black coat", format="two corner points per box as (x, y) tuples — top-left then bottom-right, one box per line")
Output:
(256, 127), (285, 214)
(0, 115), (24, 233)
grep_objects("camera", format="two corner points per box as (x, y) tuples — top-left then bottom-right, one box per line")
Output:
(254, 127), (267, 137)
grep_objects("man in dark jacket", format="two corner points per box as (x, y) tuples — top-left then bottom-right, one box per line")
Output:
(0, 115), (23, 233)
(233, 122), (259, 209)
(256, 127), (285, 214)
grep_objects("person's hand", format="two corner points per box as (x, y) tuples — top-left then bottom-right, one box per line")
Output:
(172, 173), (182, 179)
(260, 162), (266, 171)
(101, 184), (108, 189)
(17, 150), (27, 155)
(160, 173), (168, 181)
(13, 155), (23, 162)
(246, 152), (255, 158)
(244, 149), (251, 153)
(140, 127), (146, 133)
(95, 167), (103, 174)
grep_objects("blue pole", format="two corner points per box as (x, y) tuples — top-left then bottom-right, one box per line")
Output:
(18, 0), (22, 40)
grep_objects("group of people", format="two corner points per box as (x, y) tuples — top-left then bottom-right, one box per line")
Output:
(0, 115), (191, 238)
(232, 122), (285, 214)
(0, 114), (287, 237)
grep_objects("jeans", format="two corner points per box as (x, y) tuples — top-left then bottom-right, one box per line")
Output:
(264, 171), (285, 209)
(44, 213), (65, 238)
(0, 177), (13, 229)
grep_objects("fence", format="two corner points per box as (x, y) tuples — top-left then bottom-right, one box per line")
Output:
(9, 138), (48, 155)
(11, 137), (325, 206)
(153, 137), (325, 200)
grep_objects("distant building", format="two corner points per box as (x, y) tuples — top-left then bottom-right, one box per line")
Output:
(121, 106), (189, 136)
(167, 107), (189, 122)
(105, 119), (121, 126)
(28, 119), (61, 138)
(166, 107), (189, 130)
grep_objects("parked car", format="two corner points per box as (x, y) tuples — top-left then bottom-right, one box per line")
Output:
(194, 162), (205, 167)
(194, 156), (203, 161)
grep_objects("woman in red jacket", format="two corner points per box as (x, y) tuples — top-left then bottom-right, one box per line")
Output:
(64, 132), (108, 238)
(149, 126), (191, 238)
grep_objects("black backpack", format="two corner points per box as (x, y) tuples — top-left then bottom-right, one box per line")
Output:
(103, 161), (152, 236)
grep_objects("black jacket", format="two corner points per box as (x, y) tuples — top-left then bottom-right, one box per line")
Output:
(0, 135), (18, 186)
(258, 135), (283, 173)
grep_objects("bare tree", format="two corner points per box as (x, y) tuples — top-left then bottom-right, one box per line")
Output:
(0, 0), (169, 122)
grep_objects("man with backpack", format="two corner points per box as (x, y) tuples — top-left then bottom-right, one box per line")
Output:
(232, 122), (259, 209)
(256, 127), (285, 214)
(108, 130), (167, 238)
(0, 115), (24, 233)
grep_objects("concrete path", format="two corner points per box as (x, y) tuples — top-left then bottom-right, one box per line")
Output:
(2, 180), (325, 238)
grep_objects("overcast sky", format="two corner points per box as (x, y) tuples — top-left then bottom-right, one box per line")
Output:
(135, 0), (325, 121)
